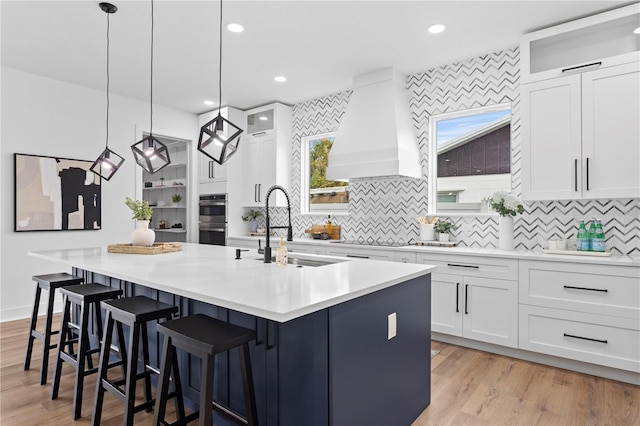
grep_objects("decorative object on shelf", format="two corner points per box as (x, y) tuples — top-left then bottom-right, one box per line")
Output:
(131, 0), (171, 174)
(90, 2), (125, 182)
(14, 153), (101, 231)
(484, 190), (524, 250)
(158, 177), (165, 186)
(197, 0), (243, 165)
(144, 182), (153, 188)
(434, 219), (455, 242)
(418, 216), (438, 241)
(415, 240), (458, 248)
(158, 219), (168, 229)
(125, 197), (155, 246)
(242, 209), (263, 233)
(171, 193), (182, 204)
(107, 242), (182, 255)
(304, 224), (341, 240)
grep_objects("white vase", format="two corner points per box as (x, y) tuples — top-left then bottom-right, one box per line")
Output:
(131, 220), (155, 246)
(498, 215), (514, 250)
(438, 233), (450, 242)
(419, 224), (435, 241)
(250, 220), (258, 233)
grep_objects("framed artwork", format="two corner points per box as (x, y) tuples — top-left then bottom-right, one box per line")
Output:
(14, 153), (101, 231)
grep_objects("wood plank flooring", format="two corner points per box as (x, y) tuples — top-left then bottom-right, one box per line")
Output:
(2, 316), (639, 425)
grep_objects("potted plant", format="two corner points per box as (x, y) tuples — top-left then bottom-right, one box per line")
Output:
(172, 193), (182, 205)
(242, 209), (263, 233)
(484, 190), (525, 250)
(125, 197), (155, 246)
(434, 219), (455, 242)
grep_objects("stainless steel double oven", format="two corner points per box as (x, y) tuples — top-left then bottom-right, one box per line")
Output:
(198, 194), (227, 246)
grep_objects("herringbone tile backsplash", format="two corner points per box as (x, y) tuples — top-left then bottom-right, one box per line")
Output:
(264, 47), (639, 255)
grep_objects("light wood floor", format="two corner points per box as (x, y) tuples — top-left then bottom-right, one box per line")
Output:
(1, 316), (639, 425)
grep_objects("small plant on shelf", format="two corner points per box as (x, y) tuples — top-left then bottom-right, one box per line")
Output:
(172, 193), (182, 203)
(242, 209), (263, 222)
(434, 219), (455, 234)
(125, 197), (153, 221)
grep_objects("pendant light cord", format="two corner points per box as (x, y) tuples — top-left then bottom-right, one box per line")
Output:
(105, 10), (111, 148)
(150, 0), (154, 136)
(218, 0), (222, 116)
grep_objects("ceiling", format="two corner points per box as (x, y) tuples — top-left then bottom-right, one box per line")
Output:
(1, 1), (632, 114)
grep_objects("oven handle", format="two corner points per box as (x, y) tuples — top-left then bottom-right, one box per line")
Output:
(199, 227), (226, 232)
(199, 201), (226, 206)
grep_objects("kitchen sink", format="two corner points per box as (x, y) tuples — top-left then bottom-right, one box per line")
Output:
(253, 255), (346, 267)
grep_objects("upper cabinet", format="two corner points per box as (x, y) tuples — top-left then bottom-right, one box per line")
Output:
(521, 4), (640, 201)
(197, 107), (243, 194)
(242, 103), (292, 207)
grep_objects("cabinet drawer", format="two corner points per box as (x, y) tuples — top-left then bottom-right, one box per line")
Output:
(325, 247), (395, 262)
(519, 305), (640, 372)
(520, 260), (640, 319)
(416, 253), (518, 281)
(286, 243), (326, 256)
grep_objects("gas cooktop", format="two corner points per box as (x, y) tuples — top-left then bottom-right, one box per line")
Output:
(331, 240), (412, 247)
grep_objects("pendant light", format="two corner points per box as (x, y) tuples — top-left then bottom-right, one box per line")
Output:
(131, 0), (171, 174)
(197, 0), (243, 165)
(90, 2), (125, 181)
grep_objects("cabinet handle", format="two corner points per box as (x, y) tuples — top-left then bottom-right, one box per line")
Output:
(447, 263), (479, 269)
(266, 320), (277, 350)
(251, 131), (267, 137)
(464, 284), (469, 314)
(254, 184), (258, 203)
(210, 161), (214, 179)
(563, 285), (608, 293)
(346, 254), (370, 259)
(574, 158), (578, 192)
(563, 333), (607, 344)
(254, 317), (264, 346)
(258, 184), (261, 202)
(561, 61), (602, 73)
(586, 157), (590, 191)
(456, 282), (460, 313)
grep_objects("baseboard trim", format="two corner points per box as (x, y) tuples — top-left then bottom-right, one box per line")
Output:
(1, 300), (63, 323)
(432, 332), (640, 386)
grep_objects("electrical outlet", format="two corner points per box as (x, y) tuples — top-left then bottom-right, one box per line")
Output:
(388, 312), (397, 340)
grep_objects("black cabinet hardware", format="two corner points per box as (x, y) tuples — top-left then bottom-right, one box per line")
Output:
(456, 283), (460, 313)
(563, 285), (608, 293)
(464, 284), (469, 314)
(574, 158), (578, 191)
(251, 131), (267, 137)
(563, 333), (607, 344)
(346, 254), (370, 259)
(586, 157), (590, 191)
(447, 263), (479, 269)
(561, 61), (601, 73)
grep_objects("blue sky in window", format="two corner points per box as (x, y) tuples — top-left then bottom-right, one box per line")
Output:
(309, 136), (335, 149)
(437, 110), (510, 147)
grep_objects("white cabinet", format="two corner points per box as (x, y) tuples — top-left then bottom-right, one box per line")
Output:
(417, 253), (519, 348)
(522, 61), (640, 201)
(242, 103), (292, 207)
(286, 242), (326, 256)
(325, 245), (396, 262)
(197, 107), (244, 195)
(519, 260), (640, 372)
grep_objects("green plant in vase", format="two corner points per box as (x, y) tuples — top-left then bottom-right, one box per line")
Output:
(242, 209), (263, 233)
(172, 193), (182, 204)
(434, 219), (456, 242)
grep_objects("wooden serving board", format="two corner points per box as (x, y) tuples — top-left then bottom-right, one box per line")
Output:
(415, 240), (459, 248)
(542, 249), (612, 257)
(107, 243), (182, 255)
(305, 224), (341, 240)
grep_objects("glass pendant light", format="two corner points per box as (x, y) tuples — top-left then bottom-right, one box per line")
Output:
(131, 0), (171, 174)
(197, 0), (243, 165)
(90, 2), (125, 181)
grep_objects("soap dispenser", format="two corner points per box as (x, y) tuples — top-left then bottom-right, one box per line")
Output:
(275, 237), (288, 266)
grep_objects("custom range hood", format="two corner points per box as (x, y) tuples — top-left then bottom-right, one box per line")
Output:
(326, 68), (422, 180)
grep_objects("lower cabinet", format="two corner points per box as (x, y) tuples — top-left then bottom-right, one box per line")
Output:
(417, 253), (519, 348)
(325, 246), (396, 261)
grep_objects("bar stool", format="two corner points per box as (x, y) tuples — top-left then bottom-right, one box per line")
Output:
(153, 314), (258, 426)
(50, 283), (123, 420)
(24, 273), (83, 385)
(92, 295), (183, 426)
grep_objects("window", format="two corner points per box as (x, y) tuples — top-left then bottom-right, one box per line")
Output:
(429, 103), (512, 214)
(301, 133), (349, 214)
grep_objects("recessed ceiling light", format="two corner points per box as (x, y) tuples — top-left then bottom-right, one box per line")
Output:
(274, 76), (287, 83)
(634, 26), (640, 34)
(428, 24), (446, 34)
(204, 100), (215, 106)
(227, 23), (244, 33)
(258, 116), (269, 121)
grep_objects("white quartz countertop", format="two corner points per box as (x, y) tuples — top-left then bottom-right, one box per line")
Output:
(228, 236), (640, 267)
(29, 243), (436, 323)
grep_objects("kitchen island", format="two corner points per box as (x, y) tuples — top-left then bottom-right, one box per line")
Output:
(29, 243), (435, 426)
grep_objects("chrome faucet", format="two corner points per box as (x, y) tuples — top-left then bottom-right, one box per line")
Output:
(264, 185), (293, 263)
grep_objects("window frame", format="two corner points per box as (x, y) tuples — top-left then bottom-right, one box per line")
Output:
(428, 102), (512, 216)
(300, 132), (349, 216)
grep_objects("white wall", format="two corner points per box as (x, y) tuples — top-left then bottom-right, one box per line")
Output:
(0, 67), (198, 321)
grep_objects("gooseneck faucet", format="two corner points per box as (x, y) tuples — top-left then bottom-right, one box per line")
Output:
(264, 185), (293, 263)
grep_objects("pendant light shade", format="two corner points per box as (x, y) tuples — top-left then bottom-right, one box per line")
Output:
(131, 0), (171, 174)
(197, 0), (243, 165)
(198, 113), (242, 164)
(131, 134), (171, 173)
(91, 2), (125, 181)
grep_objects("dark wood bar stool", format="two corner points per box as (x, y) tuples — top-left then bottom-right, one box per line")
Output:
(24, 273), (84, 385)
(50, 283), (122, 420)
(153, 313), (258, 426)
(92, 295), (183, 426)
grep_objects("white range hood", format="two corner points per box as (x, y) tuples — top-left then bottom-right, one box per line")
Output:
(326, 68), (422, 180)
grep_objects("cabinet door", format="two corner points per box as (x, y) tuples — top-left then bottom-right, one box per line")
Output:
(462, 277), (518, 348)
(243, 136), (263, 207)
(582, 62), (640, 199)
(521, 76), (582, 201)
(431, 273), (463, 336)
